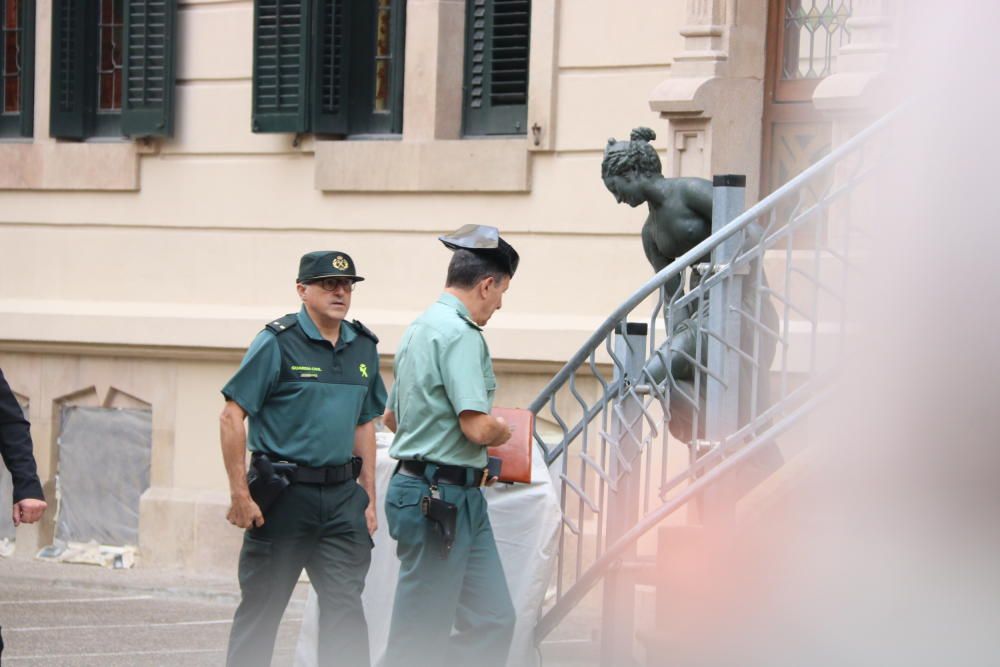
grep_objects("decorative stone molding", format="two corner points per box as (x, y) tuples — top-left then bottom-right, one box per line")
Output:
(647, 0), (768, 193)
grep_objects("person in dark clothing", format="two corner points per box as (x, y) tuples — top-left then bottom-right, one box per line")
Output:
(0, 369), (46, 526)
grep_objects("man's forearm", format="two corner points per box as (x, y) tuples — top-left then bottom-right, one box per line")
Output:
(354, 420), (376, 499)
(0, 423), (45, 501)
(220, 412), (250, 498)
(459, 411), (509, 447)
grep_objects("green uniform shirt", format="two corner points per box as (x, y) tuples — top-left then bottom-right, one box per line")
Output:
(388, 293), (497, 467)
(222, 306), (387, 467)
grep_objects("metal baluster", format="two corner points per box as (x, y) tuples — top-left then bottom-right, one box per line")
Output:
(600, 322), (646, 667)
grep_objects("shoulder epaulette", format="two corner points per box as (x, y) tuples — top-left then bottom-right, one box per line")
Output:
(264, 313), (299, 334)
(459, 313), (483, 331)
(351, 319), (379, 343)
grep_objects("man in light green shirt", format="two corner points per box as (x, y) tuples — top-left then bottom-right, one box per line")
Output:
(382, 225), (519, 667)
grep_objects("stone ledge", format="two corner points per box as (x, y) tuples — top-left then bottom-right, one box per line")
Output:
(314, 138), (530, 192)
(0, 141), (139, 191)
(0, 299), (604, 364)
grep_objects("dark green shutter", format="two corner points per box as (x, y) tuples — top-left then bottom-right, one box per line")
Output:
(463, 0), (530, 136)
(311, 0), (348, 134)
(122, 0), (176, 137)
(49, 0), (89, 139)
(252, 0), (311, 133)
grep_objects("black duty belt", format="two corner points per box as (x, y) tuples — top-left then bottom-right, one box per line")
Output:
(397, 459), (484, 488)
(252, 453), (361, 485)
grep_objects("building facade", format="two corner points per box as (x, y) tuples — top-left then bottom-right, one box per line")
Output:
(0, 0), (889, 569)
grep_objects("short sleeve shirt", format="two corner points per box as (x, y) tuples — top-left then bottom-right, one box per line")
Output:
(388, 293), (496, 467)
(222, 307), (387, 467)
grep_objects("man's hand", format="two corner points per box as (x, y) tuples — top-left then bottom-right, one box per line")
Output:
(382, 410), (397, 433)
(12, 498), (46, 526)
(365, 502), (377, 535)
(227, 493), (264, 529)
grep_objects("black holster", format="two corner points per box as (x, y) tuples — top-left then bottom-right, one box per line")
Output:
(420, 494), (458, 558)
(247, 454), (296, 514)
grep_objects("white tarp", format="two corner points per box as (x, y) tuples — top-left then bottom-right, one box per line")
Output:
(294, 432), (561, 667)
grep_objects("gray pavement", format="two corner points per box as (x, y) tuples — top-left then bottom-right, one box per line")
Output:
(0, 557), (599, 666)
(0, 557), (306, 666)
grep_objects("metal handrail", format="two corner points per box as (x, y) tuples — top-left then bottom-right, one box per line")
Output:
(536, 384), (833, 639)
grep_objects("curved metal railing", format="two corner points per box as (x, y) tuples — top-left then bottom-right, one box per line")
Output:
(532, 105), (901, 643)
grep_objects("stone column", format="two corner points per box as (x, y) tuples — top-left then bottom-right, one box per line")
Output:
(648, 0), (768, 196)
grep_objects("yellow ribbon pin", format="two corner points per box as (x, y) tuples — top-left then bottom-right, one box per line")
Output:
(359, 363), (368, 378)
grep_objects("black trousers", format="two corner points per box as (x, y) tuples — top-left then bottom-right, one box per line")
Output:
(226, 481), (373, 667)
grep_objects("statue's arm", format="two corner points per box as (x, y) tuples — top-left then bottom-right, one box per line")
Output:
(641, 226), (672, 273)
(686, 178), (714, 223)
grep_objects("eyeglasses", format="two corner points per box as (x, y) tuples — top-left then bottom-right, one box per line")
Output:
(309, 277), (356, 292)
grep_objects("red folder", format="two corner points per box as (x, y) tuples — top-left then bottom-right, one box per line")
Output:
(488, 407), (533, 484)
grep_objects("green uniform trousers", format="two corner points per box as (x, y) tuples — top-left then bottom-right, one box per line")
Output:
(226, 480), (373, 667)
(383, 472), (515, 667)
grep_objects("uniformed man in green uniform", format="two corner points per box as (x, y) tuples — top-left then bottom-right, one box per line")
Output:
(381, 225), (518, 667)
(220, 251), (387, 667)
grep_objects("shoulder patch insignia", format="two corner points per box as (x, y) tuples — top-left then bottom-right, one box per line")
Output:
(264, 313), (299, 334)
(351, 319), (379, 343)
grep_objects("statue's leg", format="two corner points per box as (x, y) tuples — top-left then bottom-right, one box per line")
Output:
(666, 380), (701, 443)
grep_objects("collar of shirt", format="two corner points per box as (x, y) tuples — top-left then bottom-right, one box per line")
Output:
(296, 305), (356, 348)
(437, 292), (481, 330)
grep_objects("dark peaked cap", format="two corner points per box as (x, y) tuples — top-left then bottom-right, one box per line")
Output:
(438, 224), (519, 276)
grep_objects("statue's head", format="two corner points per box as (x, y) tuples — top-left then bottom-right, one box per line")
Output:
(601, 127), (662, 208)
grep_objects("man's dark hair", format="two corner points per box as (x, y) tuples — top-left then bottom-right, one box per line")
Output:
(445, 249), (510, 289)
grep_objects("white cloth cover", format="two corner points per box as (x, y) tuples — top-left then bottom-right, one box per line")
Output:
(294, 432), (561, 667)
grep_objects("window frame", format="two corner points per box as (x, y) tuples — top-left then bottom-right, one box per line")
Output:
(344, 0), (405, 137)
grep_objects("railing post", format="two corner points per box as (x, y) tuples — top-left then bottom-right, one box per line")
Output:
(601, 321), (647, 667)
(700, 174), (747, 524)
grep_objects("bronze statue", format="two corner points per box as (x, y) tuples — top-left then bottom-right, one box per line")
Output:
(602, 127), (780, 453)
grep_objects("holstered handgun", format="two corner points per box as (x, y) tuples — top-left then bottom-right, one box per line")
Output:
(420, 489), (458, 558)
(247, 454), (296, 514)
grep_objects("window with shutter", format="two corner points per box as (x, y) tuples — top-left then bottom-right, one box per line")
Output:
(122, 0), (176, 137)
(462, 0), (530, 137)
(252, 0), (405, 137)
(50, 0), (176, 140)
(0, 0), (34, 138)
(252, 0), (311, 133)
